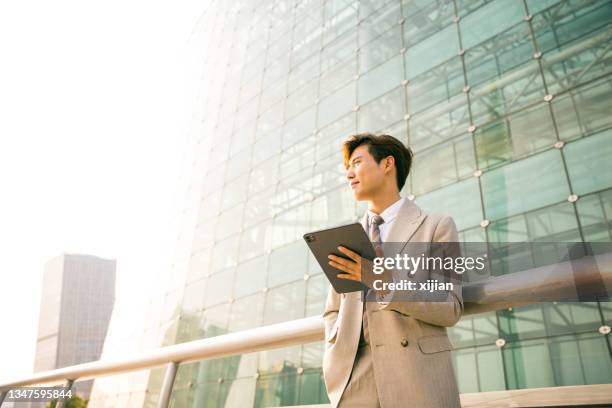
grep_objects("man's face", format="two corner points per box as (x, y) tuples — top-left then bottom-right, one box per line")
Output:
(346, 144), (388, 201)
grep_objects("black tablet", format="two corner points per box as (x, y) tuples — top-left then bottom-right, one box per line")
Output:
(303, 223), (376, 293)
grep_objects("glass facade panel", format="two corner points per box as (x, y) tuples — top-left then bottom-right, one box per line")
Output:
(474, 103), (557, 171)
(552, 79), (612, 141)
(404, 24), (458, 80)
(318, 81), (355, 127)
(503, 337), (556, 389)
(481, 150), (570, 221)
(415, 178), (482, 231)
(460, 1), (525, 50)
(263, 280), (306, 326)
(358, 54), (403, 104)
(576, 188), (612, 242)
(357, 86), (405, 133)
(406, 56), (464, 115)
(564, 129), (612, 196)
(411, 134), (476, 195)
(464, 19), (533, 89)
(408, 92), (469, 152)
(359, 25), (402, 73)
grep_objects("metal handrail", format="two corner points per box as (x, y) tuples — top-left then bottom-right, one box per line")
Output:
(1, 252), (610, 407)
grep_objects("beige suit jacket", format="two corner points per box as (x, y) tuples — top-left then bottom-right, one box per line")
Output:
(322, 199), (463, 408)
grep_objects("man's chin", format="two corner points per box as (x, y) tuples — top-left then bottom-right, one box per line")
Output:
(352, 190), (368, 201)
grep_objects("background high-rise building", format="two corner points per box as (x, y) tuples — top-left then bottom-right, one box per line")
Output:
(32, 254), (116, 405)
(90, 0), (612, 406)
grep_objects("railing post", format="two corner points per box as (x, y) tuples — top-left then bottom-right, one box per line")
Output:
(157, 362), (178, 408)
(57, 379), (75, 407)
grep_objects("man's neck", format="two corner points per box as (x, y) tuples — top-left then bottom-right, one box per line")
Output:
(368, 194), (402, 215)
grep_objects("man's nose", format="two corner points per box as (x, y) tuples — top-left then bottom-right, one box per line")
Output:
(346, 170), (355, 181)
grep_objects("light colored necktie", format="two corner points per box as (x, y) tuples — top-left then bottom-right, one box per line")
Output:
(362, 214), (384, 345)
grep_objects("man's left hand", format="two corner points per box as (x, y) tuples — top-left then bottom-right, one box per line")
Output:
(328, 246), (391, 292)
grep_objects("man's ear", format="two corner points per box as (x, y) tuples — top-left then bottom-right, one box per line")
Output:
(384, 156), (395, 173)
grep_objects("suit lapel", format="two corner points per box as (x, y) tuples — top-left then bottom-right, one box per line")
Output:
(386, 199), (427, 246)
(361, 198), (427, 245)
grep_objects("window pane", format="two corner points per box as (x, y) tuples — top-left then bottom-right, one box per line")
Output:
(320, 28), (357, 72)
(552, 79), (612, 141)
(228, 293), (264, 332)
(531, 0), (611, 55)
(576, 189), (612, 242)
(503, 337), (555, 389)
(249, 156), (280, 196)
(543, 302), (602, 337)
(525, 201), (581, 242)
(402, 0), (455, 49)
(219, 377), (257, 407)
(285, 78), (318, 120)
(234, 254), (268, 298)
(283, 107), (316, 149)
(269, 205), (311, 247)
(358, 86), (405, 133)
(499, 305), (546, 342)
(205, 268), (234, 308)
(406, 56), (464, 115)
(255, 371), (301, 407)
(474, 102), (557, 171)
(358, 54), (403, 104)
(318, 81), (356, 127)
(359, 0), (401, 44)
(477, 347), (505, 391)
(211, 236), (239, 272)
(464, 20), (533, 89)
(452, 349), (479, 393)
(239, 221), (271, 261)
(216, 204), (244, 239)
(306, 273), (329, 317)
(411, 135), (476, 195)
(408, 92), (470, 152)
(359, 25), (402, 73)
(267, 241), (308, 288)
(415, 178), (482, 230)
(263, 280), (306, 325)
(298, 369), (328, 404)
(182, 278), (207, 314)
(470, 60), (545, 122)
(404, 24), (458, 80)
(203, 303), (230, 338)
(310, 187), (357, 231)
(322, 1), (358, 47)
(565, 129), (612, 196)
(481, 149), (569, 220)
(319, 55), (356, 99)
(552, 332), (612, 385)
(539, 24), (612, 96)
(526, 0), (562, 14)
(460, 0), (525, 50)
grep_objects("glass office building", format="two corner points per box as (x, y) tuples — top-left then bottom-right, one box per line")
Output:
(89, 0), (612, 406)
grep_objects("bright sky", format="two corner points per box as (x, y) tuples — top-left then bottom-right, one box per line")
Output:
(0, 0), (210, 383)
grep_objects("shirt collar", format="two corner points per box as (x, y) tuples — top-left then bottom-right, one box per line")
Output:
(367, 197), (406, 226)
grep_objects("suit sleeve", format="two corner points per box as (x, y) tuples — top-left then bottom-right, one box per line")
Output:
(322, 285), (341, 341)
(377, 215), (464, 327)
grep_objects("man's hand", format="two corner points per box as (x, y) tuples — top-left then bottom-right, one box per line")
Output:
(328, 246), (392, 294)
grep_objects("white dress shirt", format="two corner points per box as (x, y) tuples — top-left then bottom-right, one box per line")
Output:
(366, 197), (406, 242)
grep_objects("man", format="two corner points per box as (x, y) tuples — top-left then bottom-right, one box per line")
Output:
(322, 133), (463, 408)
